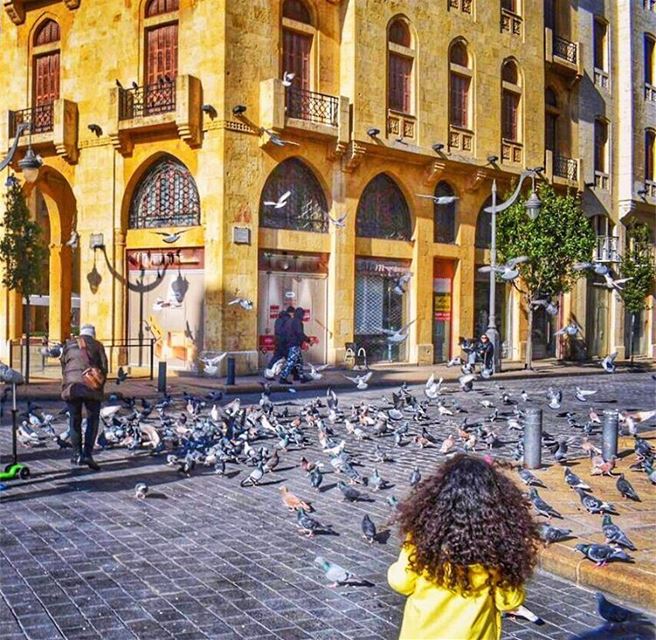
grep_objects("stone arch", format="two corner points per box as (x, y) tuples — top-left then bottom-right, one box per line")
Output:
(356, 173), (412, 241)
(259, 157), (329, 233)
(434, 181), (458, 244)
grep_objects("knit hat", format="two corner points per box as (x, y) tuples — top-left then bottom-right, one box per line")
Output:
(79, 324), (96, 338)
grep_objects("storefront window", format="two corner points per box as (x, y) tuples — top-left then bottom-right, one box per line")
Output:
(474, 269), (507, 355)
(354, 258), (410, 362)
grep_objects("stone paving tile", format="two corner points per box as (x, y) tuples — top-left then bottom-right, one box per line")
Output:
(2, 373), (656, 640)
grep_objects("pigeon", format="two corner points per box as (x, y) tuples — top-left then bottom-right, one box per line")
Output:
(504, 605), (545, 626)
(280, 486), (311, 511)
(343, 371), (372, 390)
(228, 297), (254, 310)
(564, 467), (590, 490)
(596, 592), (633, 624)
(601, 352), (617, 373)
(601, 515), (636, 550)
(554, 323), (579, 337)
(134, 482), (149, 499)
(361, 514), (377, 543)
(615, 473), (640, 501)
(282, 70), (295, 86)
(409, 465), (421, 487)
(65, 230), (79, 249)
(575, 543), (631, 567)
(546, 387), (562, 410)
(575, 386), (597, 402)
(337, 481), (370, 502)
(153, 230), (188, 244)
(240, 463), (264, 487)
(314, 556), (355, 588)
(537, 523), (573, 544)
(531, 297), (559, 316)
(478, 256), (529, 281)
(573, 261), (611, 276)
(116, 367), (128, 385)
(200, 352), (227, 376)
(263, 190), (292, 209)
(306, 363), (329, 380)
(392, 273), (412, 296)
(424, 374), (443, 399)
(328, 213), (347, 228)
(529, 488), (562, 519)
(576, 488), (615, 514)
(416, 194), (459, 205)
(519, 469), (544, 487)
(459, 373), (476, 392)
(594, 273), (632, 292)
(382, 320), (416, 344)
(262, 128), (300, 147)
(309, 466), (323, 490)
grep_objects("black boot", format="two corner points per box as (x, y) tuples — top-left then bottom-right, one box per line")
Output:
(80, 455), (100, 471)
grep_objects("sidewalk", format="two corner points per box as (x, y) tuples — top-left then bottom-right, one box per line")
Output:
(14, 357), (656, 401)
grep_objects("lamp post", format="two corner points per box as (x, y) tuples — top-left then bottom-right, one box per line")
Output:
(484, 167), (543, 372)
(1, 122), (43, 181)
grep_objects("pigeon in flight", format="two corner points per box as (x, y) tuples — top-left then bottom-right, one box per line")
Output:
(228, 297), (254, 310)
(152, 229), (188, 244)
(328, 213), (347, 228)
(593, 273), (633, 292)
(531, 297), (558, 316)
(416, 194), (459, 205)
(601, 352), (617, 373)
(383, 319), (416, 344)
(200, 352), (227, 376)
(572, 261), (611, 276)
(554, 322), (579, 337)
(282, 70), (295, 86)
(478, 256), (529, 282)
(343, 371), (372, 390)
(65, 230), (79, 250)
(392, 273), (412, 295)
(575, 386), (597, 402)
(262, 128), (300, 147)
(263, 190), (291, 209)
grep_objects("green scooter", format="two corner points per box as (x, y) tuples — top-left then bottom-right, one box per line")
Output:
(0, 375), (31, 482)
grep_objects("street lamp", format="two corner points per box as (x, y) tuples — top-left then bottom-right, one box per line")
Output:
(483, 167), (543, 372)
(0, 122), (43, 183)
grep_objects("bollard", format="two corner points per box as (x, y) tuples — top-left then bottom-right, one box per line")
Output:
(226, 356), (236, 386)
(602, 409), (619, 461)
(157, 362), (167, 393)
(523, 407), (543, 469)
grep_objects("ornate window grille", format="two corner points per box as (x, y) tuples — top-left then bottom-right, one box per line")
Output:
(129, 157), (200, 229)
(259, 158), (329, 233)
(434, 182), (457, 244)
(554, 155), (578, 181)
(285, 87), (338, 126)
(553, 35), (578, 64)
(356, 174), (412, 241)
(475, 196), (493, 248)
(118, 81), (176, 120)
(9, 104), (54, 136)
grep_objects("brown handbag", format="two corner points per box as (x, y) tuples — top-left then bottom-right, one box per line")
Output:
(76, 337), (106, 391)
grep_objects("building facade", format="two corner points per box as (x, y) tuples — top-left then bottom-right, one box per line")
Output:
(0, 0), (653, 374)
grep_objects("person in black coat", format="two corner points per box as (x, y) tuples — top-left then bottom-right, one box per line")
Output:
(477, 333), (494, 372)
(265, 307), (293, 376)
(279, 307), (311, 384)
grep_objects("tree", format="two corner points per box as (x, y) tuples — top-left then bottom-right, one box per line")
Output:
(497, 182), (596, 369)
(0, 177), (48, 383)
(619, 222), (655, 363)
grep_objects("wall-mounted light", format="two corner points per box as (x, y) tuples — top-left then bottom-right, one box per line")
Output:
(637, 188), (648, 197)
(232, 105), (247, 116)
(89, 233), (105, 251)
(88, 124), (103, 137)
(202, 104), (218, 119)
(486, 155), (499, 164)
(432, 143), (445, 152)
(367, 128), (380, 137)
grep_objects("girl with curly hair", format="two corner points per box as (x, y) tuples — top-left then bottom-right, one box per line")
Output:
(388, 454), (540, 640)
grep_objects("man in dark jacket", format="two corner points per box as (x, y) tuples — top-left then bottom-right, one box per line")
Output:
(477, 333), (494, 372)
(279, 307), (312, 384)
(60, 324), (108, 470)
(265, 307), (293, 378)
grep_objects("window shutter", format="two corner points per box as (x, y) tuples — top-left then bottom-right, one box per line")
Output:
(283, 30), (312, 91)
(146, 23), (178, 85)
(34, 52), (60, 105)
(502, 90), (519, 141)
(450, 74), (469, 128)
(389, 53), (412, 113)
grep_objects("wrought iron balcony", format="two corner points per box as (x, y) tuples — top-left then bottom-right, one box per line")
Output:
(118, 80), (176, 120)
(553, 35), (577, 64)
(8, 103), (54, 137)
(285, 86), (338, 127)
(554, 155), (578, 181)
(594, 236), (620, 263)
(646, 83), (656, 102)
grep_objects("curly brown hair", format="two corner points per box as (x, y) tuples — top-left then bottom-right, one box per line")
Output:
(395, 454), (540, 594)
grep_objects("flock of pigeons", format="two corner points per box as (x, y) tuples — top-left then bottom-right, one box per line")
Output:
(6, 360), (655, 629)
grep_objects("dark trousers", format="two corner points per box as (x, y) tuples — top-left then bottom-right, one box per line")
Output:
(67, 398), (101, 458)
(267, 344), (287, 369)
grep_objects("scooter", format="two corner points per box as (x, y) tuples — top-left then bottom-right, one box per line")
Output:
(0, 378), (30, 482)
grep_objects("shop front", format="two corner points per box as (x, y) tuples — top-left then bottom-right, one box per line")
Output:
(433, 260), (455, 363)
(126, 247), (205, 370)
(473, 268), (510, 358)
(257, 252), (328, 366)
(354, 257), (411, 363)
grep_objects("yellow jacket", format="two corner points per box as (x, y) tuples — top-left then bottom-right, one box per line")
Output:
(388, 544), (525, 640)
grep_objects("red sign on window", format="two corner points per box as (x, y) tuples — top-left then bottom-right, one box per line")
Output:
(259, 335), (275, 352)
(303, 308), (311, 322)
(269, 305), (280, 319)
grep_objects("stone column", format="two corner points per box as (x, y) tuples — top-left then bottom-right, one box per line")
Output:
(48, 242), (72, 343)
(411, 197), (434, 365)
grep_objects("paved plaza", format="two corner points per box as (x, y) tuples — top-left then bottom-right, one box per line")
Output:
(1, 372), (655, 640)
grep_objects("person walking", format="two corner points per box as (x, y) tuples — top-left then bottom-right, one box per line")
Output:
(264, 307), (293, 379)
(388, 455), (540, 639)
(60, 324), (108, 471)
(279, 307), (313, 385)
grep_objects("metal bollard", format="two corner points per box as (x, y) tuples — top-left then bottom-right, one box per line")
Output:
(523, 407), (543, 469)
(157, 362), (167, 393)
(226, 356), (236, 386)
(602, 410), (619, 461)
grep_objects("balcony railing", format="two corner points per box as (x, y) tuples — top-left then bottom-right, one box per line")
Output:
(387, 110), (416, 140)
(448, 124), (474, 153)
(645, 181), (656, 198)
(502, 139), (523, 164)
(594, 236), (620, 263)
(285, 86), (338, 126)
(8, 103), (54, 137)
(554, 155), (578, 181)
(595, 69), (609, 90)
(449, 0), (472, 12)
(594, 170), (610, 190)
(118, 81), (176, 120)
(553, 35), (577, 65)
(645, 83), (656, 102)
(500, 9), (522, 36)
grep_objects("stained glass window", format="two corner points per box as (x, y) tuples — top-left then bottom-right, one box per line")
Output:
(434, 182), (457, 244)
(283, 0), (312, 24)
(34, 19), (60, 45)
(259, 158), (329, 233)
(146, 0), (179, 17)
(356, 174), (412, 241)
(129, 157), (200, 229)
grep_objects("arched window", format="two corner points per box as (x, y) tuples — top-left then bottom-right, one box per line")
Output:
(282, 0), (314, 92)
(501, 60), (521, 143)
(449, 40), (472, 130)
(594, 118), (609, 175)
(434, 182), (457, 244)
(32, 19), (60, 119)
(144, 0), (178, 95)
(545, 87), (559, 152)
(356, 174), (412, 241)
(646, 34), (655, 86)
(388, 18), (415, 115)
(475, 197), (492, 249)
(646, 129), (655, 182)
(259, 159), (328, 233)
(130, 157), (200, 229)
